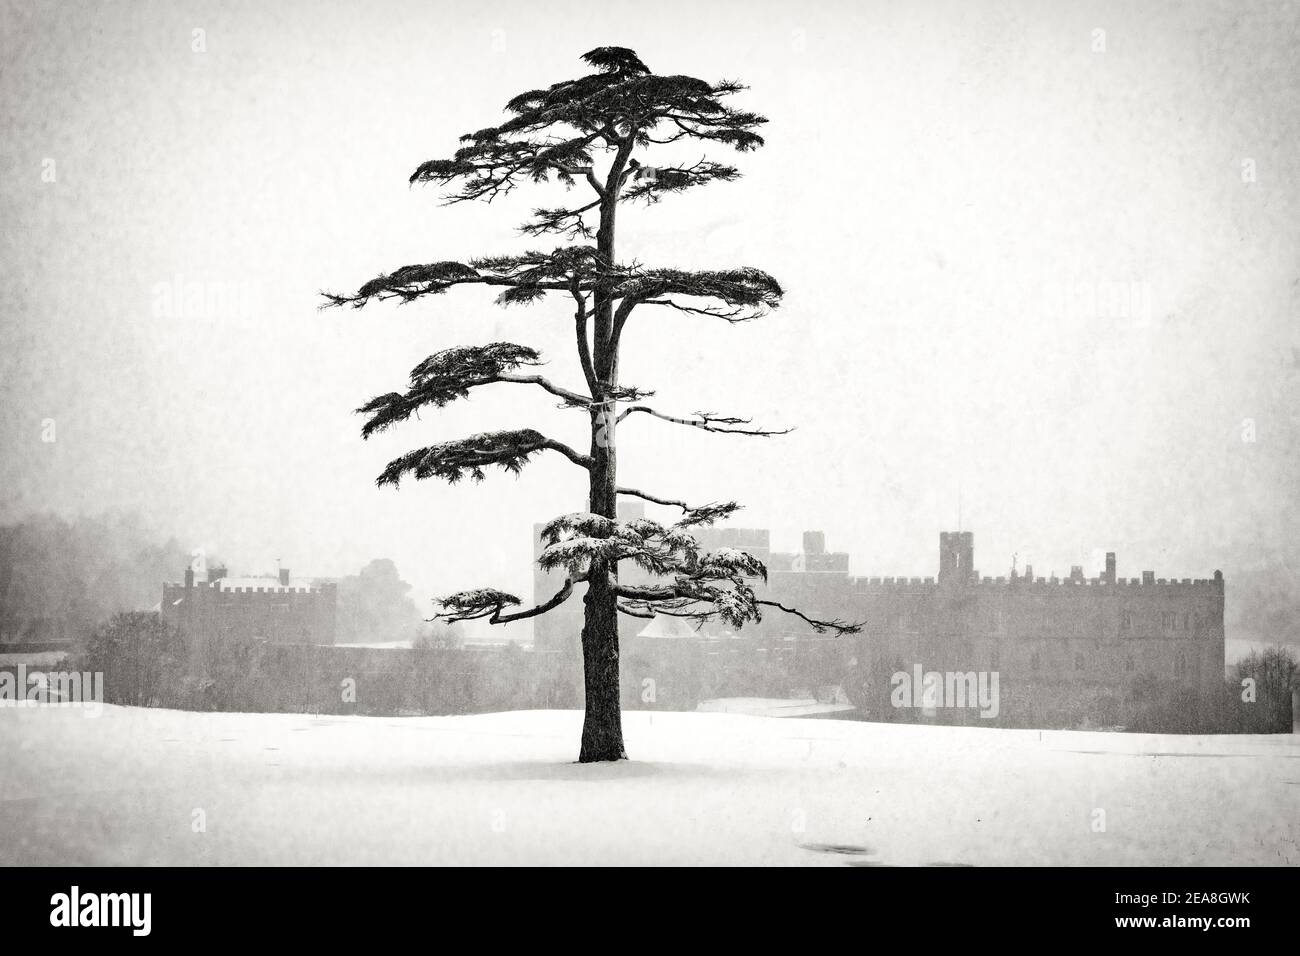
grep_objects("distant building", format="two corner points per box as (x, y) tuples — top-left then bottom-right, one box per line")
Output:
(532, 518), (1227, 726)
(161, 566), (337, 645)
(752, 530), (1226, 725)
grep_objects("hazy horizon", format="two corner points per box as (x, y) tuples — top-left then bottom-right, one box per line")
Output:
(3, 0), (1298, 646)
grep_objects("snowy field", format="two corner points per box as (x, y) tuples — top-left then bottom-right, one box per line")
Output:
(1, 705), (1297, 866)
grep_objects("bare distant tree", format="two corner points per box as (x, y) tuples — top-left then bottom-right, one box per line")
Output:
(324, 47), (859, 762)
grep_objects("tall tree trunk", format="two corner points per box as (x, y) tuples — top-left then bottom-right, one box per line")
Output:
(579, 562), (625, 761)
(576, 141), (634, 762)
(579, 405), (626, 761)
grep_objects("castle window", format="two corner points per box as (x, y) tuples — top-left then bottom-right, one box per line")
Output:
(1030, 651), (1041, 672)
(1174, 651), (1187, 678)
(1121, 611), (1132, 631)
(1073, 653), (1085, 671)
(1124, 657), (1134, 672)
(1183, 613), (1190, 631)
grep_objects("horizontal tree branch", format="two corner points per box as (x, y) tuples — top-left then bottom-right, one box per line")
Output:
(612, 583), (681, 602)
(641, 298), (749, 322)
(495, 373), (593, 408)
(321, 257), (609, 310)
(378, 429), (591, 488)
(616, 603), (656, 619)
(615, 406), (791, 436)
(755, 601), (864, 636)
(434, 579), (576, 624)
(493, 578), (575, 623)
(611, 583), (863, 637)
(357, 344), (595, 439)
(614, 491), (742, 529)
(615, 486), (690, 509)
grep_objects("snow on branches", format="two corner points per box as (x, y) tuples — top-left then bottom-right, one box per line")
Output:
(321, 246), (614, 311)
(357, 343), (546, 439)
(538, 512), (702, 579)
(400, 45), (766, 232)
(535, 512), (767, 629)
(434, 506), (863, 635)
(375, 429), (589, 487)
(321, 261), (480, 308)
(529, 511), (862, 636)
(677, 501), (743, 528)
(323, 245), (783, 326)
(321, 46), (861, 656)
(615, 266), (783, 323)
(437, 588), (521, 620)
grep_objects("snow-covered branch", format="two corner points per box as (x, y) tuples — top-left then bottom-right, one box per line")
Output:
(396, 47), (765, 239)
(321, 247), (618, 310)
(377, 429), (590, 488)
(614, 490), (742, 529)
(605, 265), (784, 358)
(357, 343), (592, 439)
(614, 578), (864, 637)
(433, 580), (577, 624)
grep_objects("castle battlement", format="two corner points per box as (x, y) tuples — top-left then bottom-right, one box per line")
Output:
(838, 534), (1223, 593)
(166, 583), (332, 591)
(162, 580), (338, 595)
(763, 530), (1225, 706)
(850, 576), (938, 589)
(839, 573), (1222, 591)
(161, 567), (337, 644)
(532, 525), (1228, 725)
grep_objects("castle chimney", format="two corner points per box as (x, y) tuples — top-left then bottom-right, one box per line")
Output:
(802, 531), (826, 555)
(279, 568), (291, 587)
(1105, 552), (1116, 585)
(209, 564), (228, 584)
(184, 567), (194, 589)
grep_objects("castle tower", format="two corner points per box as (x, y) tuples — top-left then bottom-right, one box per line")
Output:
(938, 531), (974, 585)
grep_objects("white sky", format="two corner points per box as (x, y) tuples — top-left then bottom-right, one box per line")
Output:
(2, 0), (1297, 639)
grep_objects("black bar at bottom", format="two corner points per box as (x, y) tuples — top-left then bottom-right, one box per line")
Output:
(0, 866), (1287, 943)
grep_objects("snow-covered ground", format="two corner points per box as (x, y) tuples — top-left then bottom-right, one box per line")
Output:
(697, 697), (857, 718)
(1, 705), (1296, 866)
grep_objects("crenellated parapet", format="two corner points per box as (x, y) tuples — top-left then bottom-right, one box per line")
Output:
(161, 570), (337, 645)
(838, 573), (1224, 592)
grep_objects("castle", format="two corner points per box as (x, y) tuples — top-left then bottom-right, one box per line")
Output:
(757, 529), (1225, 725)
(533, 517), (1226, 726)
(161, 565), (337, 646)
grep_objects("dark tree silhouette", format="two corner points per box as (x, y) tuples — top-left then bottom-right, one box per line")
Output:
(324, 47), (859, 762)
(334, 558), (423, 645)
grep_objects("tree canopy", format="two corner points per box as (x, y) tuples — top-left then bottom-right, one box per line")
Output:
(323, 47), (859, 760)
